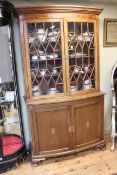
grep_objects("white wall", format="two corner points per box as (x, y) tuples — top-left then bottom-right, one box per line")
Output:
(12, 2), (117, 146)
(96, 4), (117, 133)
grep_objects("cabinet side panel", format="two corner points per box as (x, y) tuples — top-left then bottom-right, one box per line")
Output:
(29, 110), (39, 155)
(19, 20), (30, 98)
(100, 95), (104, 140)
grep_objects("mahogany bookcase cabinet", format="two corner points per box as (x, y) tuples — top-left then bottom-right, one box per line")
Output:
(16, 6), (105, 163)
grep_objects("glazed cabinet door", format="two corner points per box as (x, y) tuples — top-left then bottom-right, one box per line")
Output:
(30, 104), (71, 157)
(22, 19), (66, 99)
(72, 97), (104, 149)
(64, 17), (99, 95)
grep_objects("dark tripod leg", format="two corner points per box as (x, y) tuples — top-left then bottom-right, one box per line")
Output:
(0, 135), (3, 159)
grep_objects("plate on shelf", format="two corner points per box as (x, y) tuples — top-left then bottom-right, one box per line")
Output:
(40, 55), (47, 60)
(32, 55), (38, 60)
(40, 69), (47, 76)
(70, 85), (77, 92)
(37, 28), (48, 42)
(84, 66), (91, 73)
(32, 85), (40, 92)
(77, 32), (94, 42)
(48, 87), (59, 94)
(47, 54), (58, 59)
(33, 91), (41, 96)
(83, 79), (92, 90)
(39, 50), (44, 54)
(52, 68), (58, 75)
(73, 66), (80, 74)
(79, 70), (84, 74)
(69, 53), (87, 58)
(29, 37), (35, 43)
(47, 57), (61, 61)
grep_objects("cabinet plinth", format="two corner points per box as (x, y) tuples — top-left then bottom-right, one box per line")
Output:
(16, 5), (105, 162)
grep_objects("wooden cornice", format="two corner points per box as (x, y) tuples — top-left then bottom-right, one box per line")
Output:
(16, 5), (103, 15)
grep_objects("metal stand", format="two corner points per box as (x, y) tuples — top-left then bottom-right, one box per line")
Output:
(111, 62), (117, 151)
(0, 1), (27, 173)
(111, 107), (117, 151)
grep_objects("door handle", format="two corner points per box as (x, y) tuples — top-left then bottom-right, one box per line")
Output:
(69, 126), (75, 133)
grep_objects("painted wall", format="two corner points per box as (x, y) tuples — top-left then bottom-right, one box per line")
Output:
(12, 1), (117, 147)
(96, 4), (117, 133)
(13, 18), (30, 147)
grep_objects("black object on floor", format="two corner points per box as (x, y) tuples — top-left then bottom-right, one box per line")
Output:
(0, 134), (27, 174)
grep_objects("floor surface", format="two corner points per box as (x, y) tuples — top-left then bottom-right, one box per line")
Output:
(0, 104), (21, 135)
(4, 143), (117, 175)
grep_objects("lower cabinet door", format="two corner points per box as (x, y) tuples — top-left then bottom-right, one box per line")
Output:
(30, 105), (71, 156)
(73, 98), (102, 149)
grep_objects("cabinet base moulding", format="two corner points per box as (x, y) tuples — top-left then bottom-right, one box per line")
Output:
(31, 140), (106, 164)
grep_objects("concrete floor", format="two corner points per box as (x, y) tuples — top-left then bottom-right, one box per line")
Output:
(0, 104), (21, 135)
(4, 142), (117, 175)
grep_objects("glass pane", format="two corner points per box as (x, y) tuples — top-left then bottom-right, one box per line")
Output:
(27, 22), (64, 96)
(68, 22), (95, 92)
(0, 25), (21, 136)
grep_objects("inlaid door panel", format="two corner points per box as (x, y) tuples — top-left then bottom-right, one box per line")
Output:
(73, 102), (100, 148)
(32, 106), (71, 154)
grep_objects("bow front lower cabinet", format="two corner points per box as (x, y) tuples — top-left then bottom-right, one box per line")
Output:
(16, 6), (105, 162)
